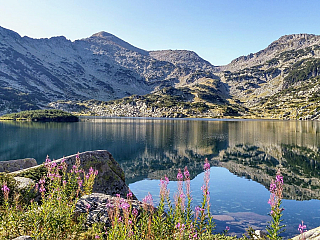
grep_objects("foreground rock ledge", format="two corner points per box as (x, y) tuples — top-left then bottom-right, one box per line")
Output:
(11, 150), (134, 199)
(0, 158), (37, 173)
(292, 226), (320, 240)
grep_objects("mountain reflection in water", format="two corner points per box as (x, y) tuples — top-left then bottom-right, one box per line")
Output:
(1, 118), (319, 200)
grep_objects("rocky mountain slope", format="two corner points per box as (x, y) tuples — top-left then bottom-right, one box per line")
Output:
(0, 26), (219, 114)
(1, 26), (320, 119)
(219, 34), (320, 119)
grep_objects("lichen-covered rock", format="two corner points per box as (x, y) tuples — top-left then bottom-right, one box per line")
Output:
(0, 158), (37, 173)
(292, 226), (320, 240)
(13, 177), (35, 190)
(75, 193), (154, 227)
(12, 150), (131, 198)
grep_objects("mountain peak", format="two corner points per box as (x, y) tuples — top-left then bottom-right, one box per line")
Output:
(268, 33), (320, 49)
(89, 31), (148, 55)
(91, 31), (116, 39)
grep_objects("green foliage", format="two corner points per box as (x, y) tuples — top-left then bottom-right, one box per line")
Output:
(266, 170), (285, 240)
(192, 102), (209, 113)
(0, 173), (18, 206)
(104, 164), (217, 240)
(284, 58), (320, 86)
(0, 87), (42, 112)
(224, 106), (240, 116)
(17, 165), (48, 182)
(0, 155), (98, 239)
(1, 109), (79, 122)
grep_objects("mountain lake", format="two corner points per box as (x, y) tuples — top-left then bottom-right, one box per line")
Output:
(1, 117), (320, 238)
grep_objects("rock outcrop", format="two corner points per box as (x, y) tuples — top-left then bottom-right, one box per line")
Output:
(292, 226), (320, 240)
(13, 177), (35, 190)
(0, 158), (37, 173)
(11, 150), (132, 199)
(75, 193), (153, 227)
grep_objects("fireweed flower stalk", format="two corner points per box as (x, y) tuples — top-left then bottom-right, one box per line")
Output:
(184, 166), (192, 225)
(298, 221), (307, 240)
(0, 154), (99, 240)
(267, 169), (285, 240)
(174, 168), (185, 222)
(83, 167), (98, 195)
(195, 158), (215, 235)
(99, 159), (216, 239)
(1, 181), (10, 203)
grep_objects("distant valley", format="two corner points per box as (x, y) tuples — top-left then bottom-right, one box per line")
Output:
(0, 26), (319, 120)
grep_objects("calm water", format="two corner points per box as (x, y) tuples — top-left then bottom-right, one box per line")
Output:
(1, 118), (320, 238)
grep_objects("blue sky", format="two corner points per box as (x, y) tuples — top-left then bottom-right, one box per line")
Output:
(1, 0), (319, 65)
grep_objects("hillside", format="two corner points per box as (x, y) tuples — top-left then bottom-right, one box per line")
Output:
(0, 26), (219, 114)
(217, 34), (320, 120)
(0, 27), (320, 120)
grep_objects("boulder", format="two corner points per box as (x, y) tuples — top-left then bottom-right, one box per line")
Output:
(75, 193), (154, 227)
(11, 150), (132, 199)
(292, 226), (320, 240)
(0, 158), (37, 173)
(13, 177), (35, 190)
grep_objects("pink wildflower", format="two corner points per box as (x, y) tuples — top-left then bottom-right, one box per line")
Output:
(39, 186), (46, 193)
(39, 178), (45, 184)
(1, 184), (10, 193)
(298, 221), (307, 233)
(143, 192), (153, 206)
(127, 190), (133, 199)
(120, 202), (130, 210)
(203, 158), (210, 171)
(78, 180), (83, 187)
(184, 166), (190, 179)
(269, 181), (277, 192)
(132, 208), (139, 217)
(160, 175), (169, 199)
(177, 169), (183, 181)
(1, 182), (10, 200)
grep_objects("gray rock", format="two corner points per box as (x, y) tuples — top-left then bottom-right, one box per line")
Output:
(292, 226), (320, 240)
(13, 177), (35, 190)
(254, 230), (268, 239)
(11, 236), (33, 240)
(0, 158), (37, 173)
(75, 193), (154, 227)
(12, 150), (132, 199)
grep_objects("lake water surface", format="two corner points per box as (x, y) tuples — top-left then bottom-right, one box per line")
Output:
(1, 118), (320, 238)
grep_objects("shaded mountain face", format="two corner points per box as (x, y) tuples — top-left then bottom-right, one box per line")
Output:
(0, 26), (218, 114)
